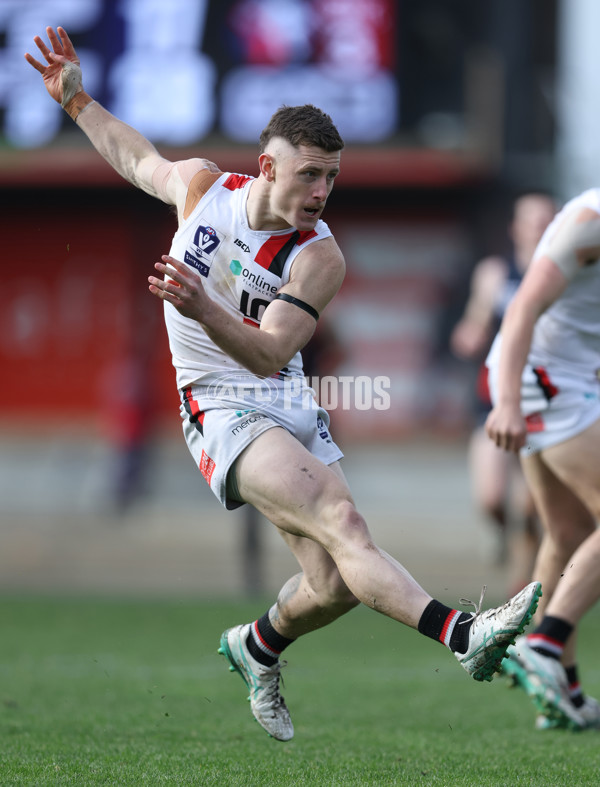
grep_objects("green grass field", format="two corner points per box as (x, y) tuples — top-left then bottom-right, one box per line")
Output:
(1, 595), (598, 786)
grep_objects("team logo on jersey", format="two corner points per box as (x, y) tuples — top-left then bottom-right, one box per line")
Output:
(184, 225), (222, 277)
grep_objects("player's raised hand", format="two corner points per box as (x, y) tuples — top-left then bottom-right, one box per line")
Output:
(24, 26), (83, 107)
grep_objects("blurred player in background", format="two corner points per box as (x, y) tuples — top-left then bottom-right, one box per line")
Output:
(26, 26), (541, 743)
(451, 193), (557, 596)
(486, 187), (600, 731)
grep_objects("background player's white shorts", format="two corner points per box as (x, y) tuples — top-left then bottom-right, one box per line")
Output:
(179, 375), (343, 509)
(488, 359), (600, 455)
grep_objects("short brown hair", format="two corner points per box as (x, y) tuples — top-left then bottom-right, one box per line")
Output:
(259, 104), (344, 153)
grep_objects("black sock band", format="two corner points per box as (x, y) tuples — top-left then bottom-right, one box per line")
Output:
(417, 600), (471, 652)
(246, 610), (295, 666)
(528, 615), (573, 659)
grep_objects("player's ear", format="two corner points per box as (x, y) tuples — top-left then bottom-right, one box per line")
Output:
(259, 153), (275, 182)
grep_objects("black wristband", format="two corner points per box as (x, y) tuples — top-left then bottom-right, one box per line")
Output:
(275, 293), (319, 321)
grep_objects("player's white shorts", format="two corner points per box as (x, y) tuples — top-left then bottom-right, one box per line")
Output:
(179, 374), (343, 509)
(487, 359), (600, 455)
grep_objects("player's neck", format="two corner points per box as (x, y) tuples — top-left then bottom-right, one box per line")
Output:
(246, 179), (292, 232)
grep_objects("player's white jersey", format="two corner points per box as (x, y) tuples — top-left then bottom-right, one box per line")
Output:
(164, 172), (332, 389)
(529, 188), (600, 376)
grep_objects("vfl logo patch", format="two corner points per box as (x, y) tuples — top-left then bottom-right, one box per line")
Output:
(184, 225), (222, 277)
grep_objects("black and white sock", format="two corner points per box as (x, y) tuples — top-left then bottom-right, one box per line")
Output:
(246, 609), (295, 667)
(527, 615), (573, 660)
(417, 600), (473, 654)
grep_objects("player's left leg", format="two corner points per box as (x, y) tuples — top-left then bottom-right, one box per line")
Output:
(218, 531), (360, 741)
(538, 529), (600, 730)
(218, 460), (361, 742)
(544, 527), (600, 632)
(503, 420), (600, 729)
(520, 449), (595, 620)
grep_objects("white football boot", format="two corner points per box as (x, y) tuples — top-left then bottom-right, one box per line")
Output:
(455, 581), (542, 682)
(218, 623), (293, 741)
(502, 637), (584, 730)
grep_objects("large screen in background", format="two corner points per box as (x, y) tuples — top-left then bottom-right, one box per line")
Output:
(4, 0), (399, 149)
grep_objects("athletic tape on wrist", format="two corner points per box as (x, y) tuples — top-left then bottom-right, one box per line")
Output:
(60, 61), (83, 108)
(64, 92), (95, 122)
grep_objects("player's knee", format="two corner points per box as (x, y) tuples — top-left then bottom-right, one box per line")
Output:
(322, 499), (371, 550)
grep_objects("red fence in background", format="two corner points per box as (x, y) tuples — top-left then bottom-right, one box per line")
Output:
(1, 191), (180, 434)
(2, 150), (489, 440)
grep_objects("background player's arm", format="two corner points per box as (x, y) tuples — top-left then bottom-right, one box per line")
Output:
(485, 207), (600, 451)
(485, 259), (566, 452)
(450, 257), (507, 359)
(150, 238), (346, 378)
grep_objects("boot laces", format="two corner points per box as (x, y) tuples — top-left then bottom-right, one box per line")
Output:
(261, 660), (288, 708)
(458, 585), (487, 625)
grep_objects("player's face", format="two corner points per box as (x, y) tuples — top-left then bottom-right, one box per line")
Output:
(269, 142), (341, 231)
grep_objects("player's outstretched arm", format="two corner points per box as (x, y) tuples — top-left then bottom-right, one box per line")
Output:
(24, 26), (202, 206)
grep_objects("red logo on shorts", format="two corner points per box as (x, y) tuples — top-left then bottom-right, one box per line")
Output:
(199, 449), (216, 484)
(525, 412), (545, 433)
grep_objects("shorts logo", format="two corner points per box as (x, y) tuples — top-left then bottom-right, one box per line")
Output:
(317, 415), (332, 443)
(205, 372), (280, 407)
(231, 413), (268, 436)
(184, 225), (222, 277)
(199, 449), (216, 484)
(525, 412), (545, 433)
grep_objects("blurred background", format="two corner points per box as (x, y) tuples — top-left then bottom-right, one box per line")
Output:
(1, 0), (598, 601)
